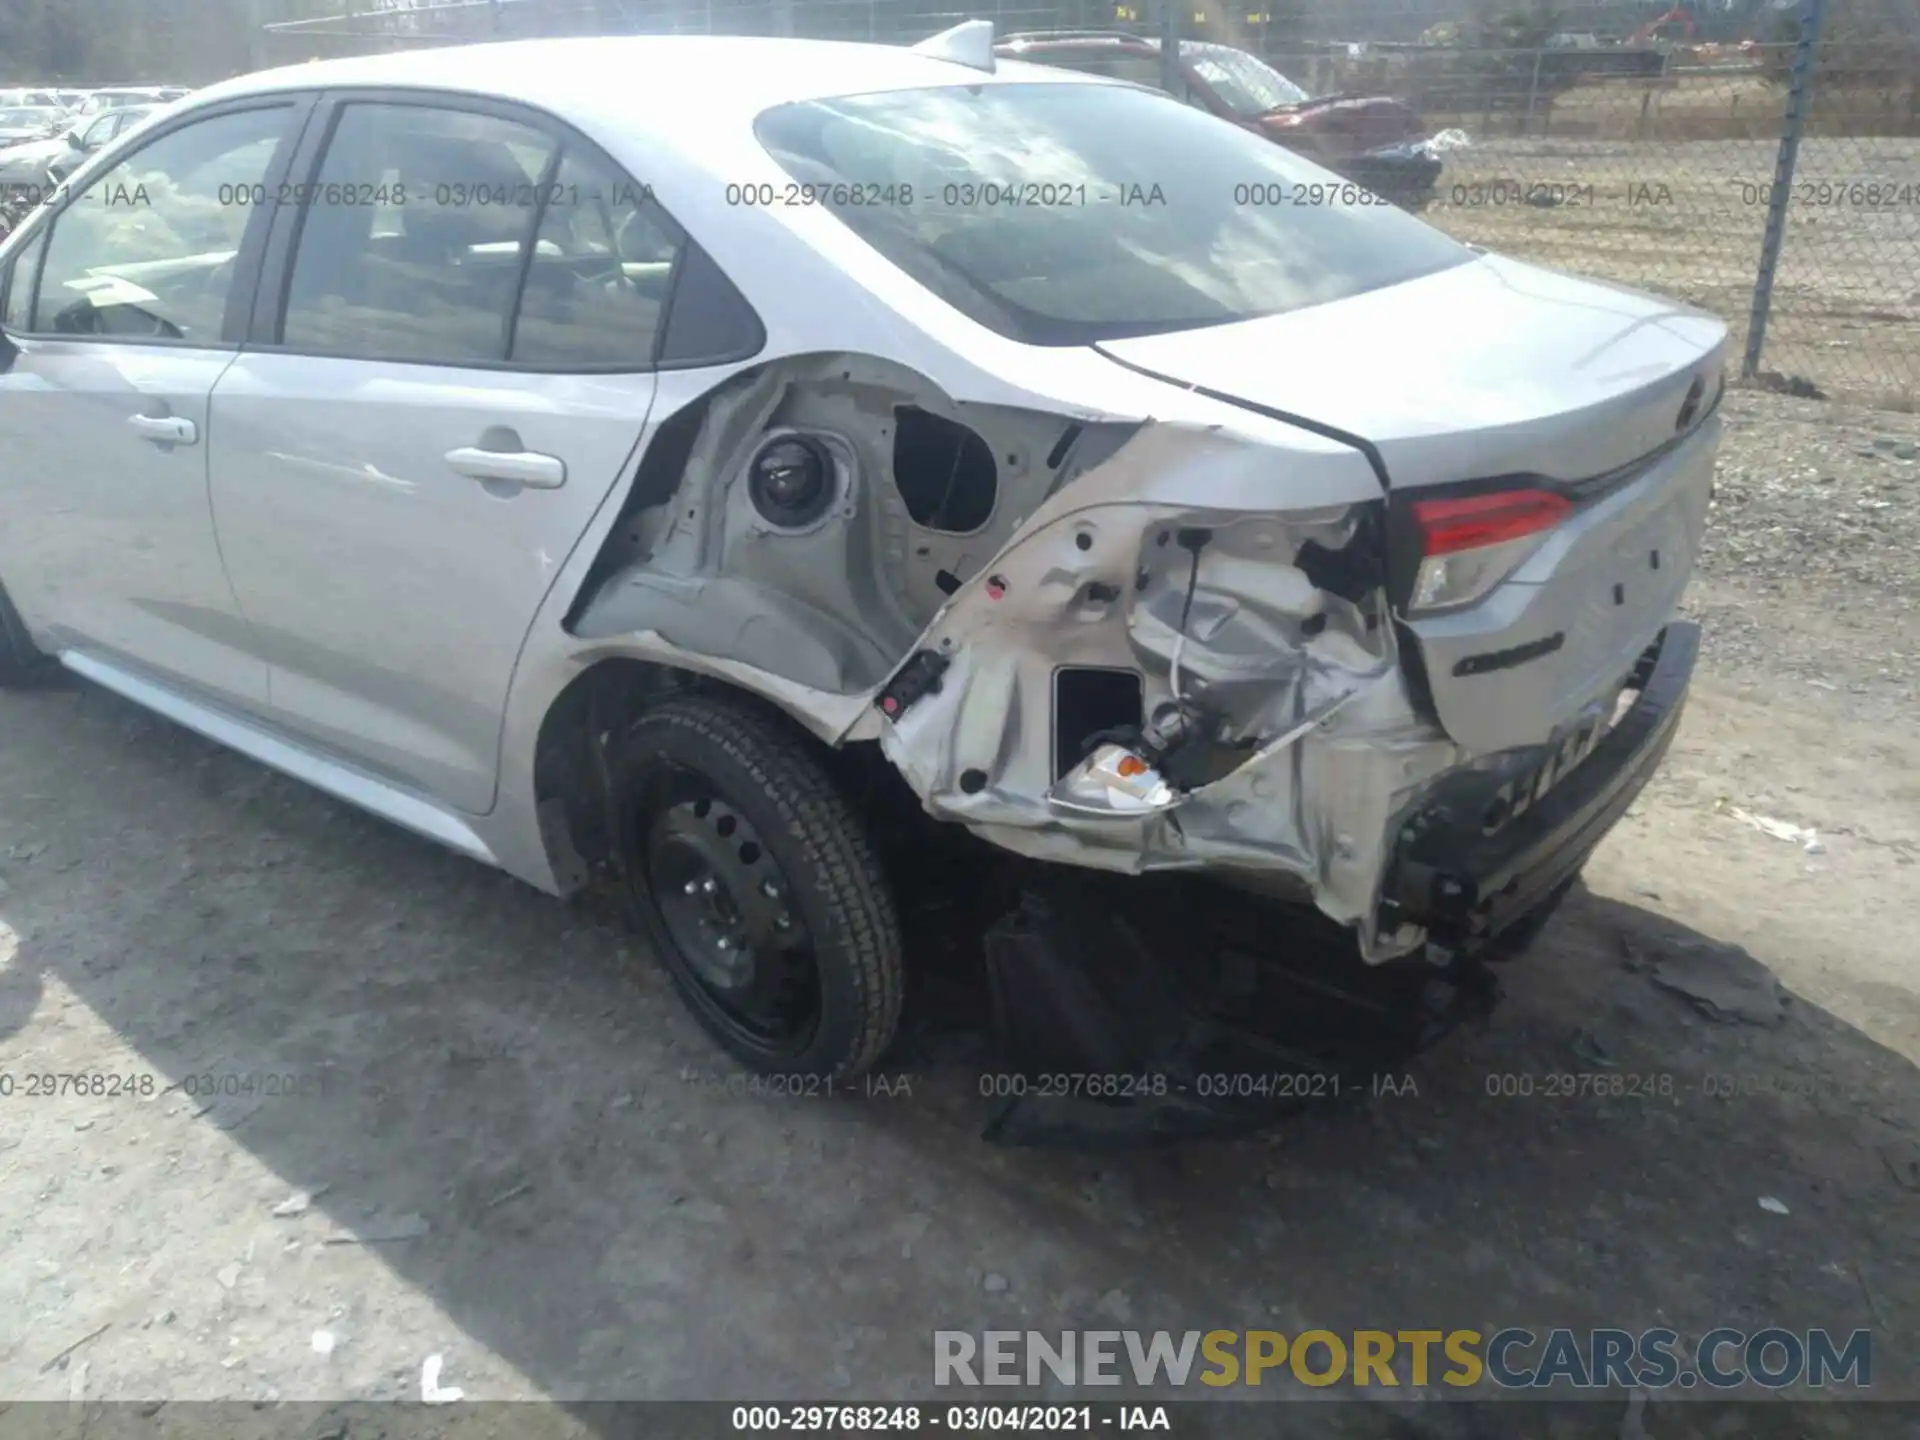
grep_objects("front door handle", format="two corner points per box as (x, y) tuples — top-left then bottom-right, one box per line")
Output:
(127, 413), (198, 445)
(445, 445), (566, 490)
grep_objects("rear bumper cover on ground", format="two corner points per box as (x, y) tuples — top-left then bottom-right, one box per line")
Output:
(1380, 620), (1698, 949)
(1337, 150), (1443, 206)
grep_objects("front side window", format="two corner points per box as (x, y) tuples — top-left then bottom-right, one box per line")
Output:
(756, 82), (1469, 346)
(280, 102), (558, 364)
(82, 113), (120, 147)
(508, 147), (681, 367)
(31, 105), (293, 340)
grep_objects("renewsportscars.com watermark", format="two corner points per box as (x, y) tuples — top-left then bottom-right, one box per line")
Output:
(933, 1328), (1872, 1391)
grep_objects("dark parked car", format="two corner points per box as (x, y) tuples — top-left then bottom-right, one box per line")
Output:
(994, 31), (1443, 207)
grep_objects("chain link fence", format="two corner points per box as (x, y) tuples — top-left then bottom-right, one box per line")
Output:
(237, 0), (1903, 407)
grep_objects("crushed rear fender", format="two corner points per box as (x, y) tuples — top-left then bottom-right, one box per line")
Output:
(870, 419), (1462, 962)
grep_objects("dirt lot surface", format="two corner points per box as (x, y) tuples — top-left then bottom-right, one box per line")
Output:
(0, 391), (1917, 1429)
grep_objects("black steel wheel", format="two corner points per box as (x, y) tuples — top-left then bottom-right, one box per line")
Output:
(616, 692), (903, 1078)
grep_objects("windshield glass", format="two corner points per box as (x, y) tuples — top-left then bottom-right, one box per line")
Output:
(0, 108), (54, 127)
(1177, 41), (1311, 114)
(754, 82), (1467, 346)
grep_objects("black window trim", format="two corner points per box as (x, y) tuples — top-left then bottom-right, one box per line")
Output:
(0, 92), (318, 353)
(0, 224), (49, 335)
(248, 85), (764, 377)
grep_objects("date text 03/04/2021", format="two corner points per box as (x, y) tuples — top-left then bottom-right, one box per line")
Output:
(729, 1406), (1170, 1432)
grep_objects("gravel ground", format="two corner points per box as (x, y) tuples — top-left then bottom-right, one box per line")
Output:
(0, 389), (1916, 1429)
(1686, 389), (1918, 719)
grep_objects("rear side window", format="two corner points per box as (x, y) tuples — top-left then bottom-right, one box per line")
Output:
(508, 147), (681, 367)
(280, 103), (558, 364)
(31, 105), (293, 340)
(757, 82), (1469, 346)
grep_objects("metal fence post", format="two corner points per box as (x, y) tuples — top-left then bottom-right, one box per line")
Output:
(1743, 0), (1827, 379)
(1522, 48), (1542, 135)
(771, 0), (794, 37)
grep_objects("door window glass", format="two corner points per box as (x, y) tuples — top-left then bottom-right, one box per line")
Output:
(31, 105), (292, 340)
(508, 148), (680, 367)
(281, 102), (558, 365)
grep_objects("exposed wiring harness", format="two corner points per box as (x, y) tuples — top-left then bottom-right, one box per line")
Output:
(1167, 527), (1212, 706)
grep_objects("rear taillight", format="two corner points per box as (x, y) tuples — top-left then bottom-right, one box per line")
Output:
(1409, 487), (1571, 614)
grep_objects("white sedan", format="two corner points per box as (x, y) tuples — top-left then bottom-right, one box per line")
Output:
(0, 27), (1722, 1083)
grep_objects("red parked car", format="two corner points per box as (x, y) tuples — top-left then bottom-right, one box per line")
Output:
(994, 31), (1444, 208)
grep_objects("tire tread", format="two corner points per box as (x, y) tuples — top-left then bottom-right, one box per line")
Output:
(625, 693), (903, 1078)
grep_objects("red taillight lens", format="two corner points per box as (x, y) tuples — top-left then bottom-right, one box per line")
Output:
(1407, 487), (1575, 615)
(1412, 488), (1572, 556)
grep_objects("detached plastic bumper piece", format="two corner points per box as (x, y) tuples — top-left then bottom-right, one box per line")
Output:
(1382, 621), (1698, 950)
(978, 880), (1497, 1148)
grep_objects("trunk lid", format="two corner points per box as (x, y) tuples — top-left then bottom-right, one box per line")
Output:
(1096, 252), (1727, 755)
(1095, 252), (1724, 489)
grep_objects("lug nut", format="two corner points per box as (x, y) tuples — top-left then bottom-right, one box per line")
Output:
(702, 877), (717, 893)
(760, 879), (780, 898)
(683, 880), (698, 895)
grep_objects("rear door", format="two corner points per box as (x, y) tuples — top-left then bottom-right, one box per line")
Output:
(207, 93), (676, 813)
(0, 98), (307, 710)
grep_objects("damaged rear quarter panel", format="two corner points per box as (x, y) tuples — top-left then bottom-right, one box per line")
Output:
(490, 317), (1439, 956)
(871, 421), (1462, 956)
(566, 352), (1141, 697)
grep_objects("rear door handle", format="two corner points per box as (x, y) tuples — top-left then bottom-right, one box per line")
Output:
(127, 413), (198, 445)
(445, 446), (566, 490)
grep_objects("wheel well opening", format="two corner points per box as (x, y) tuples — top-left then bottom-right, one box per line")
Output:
(533, 657), (702, 893)
(534, 657), (896, 897)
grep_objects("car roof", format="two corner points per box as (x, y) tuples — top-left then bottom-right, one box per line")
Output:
(190, 34), (1087, 126)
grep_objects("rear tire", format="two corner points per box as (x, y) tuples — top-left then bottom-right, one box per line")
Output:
(615, 691), (904, 1080)
(0, 581), (53, 687)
